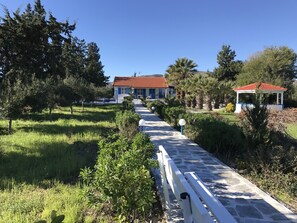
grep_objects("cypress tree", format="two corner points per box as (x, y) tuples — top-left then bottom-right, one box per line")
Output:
(85, 42), (108, 86)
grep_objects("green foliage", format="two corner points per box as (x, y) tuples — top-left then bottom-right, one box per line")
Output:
(85, 42), (108, 87)
(147, 100), (165, 118)
(239, 98), (271, 160)
(115, 110), (140, 139)
(199, 76), (219, 111)
(225, 103), (235, 113)
(163, 106), (186, 127)
(122, 96), (134, 111)
(0, 1), (108, 124)
(236, 46), (297, 90)
(36, 210), (65, 223)
(185, 113), (244, 157)
(165, 57), (197, 101)
(97, 86), (113, 99)
(0, 78), (27, 120)
(81, 133), (156, 222)
(164, 96), (184, 107)
(213, 45), (243, 81)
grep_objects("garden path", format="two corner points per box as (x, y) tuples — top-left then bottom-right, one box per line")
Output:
(134, 100), (297, 223)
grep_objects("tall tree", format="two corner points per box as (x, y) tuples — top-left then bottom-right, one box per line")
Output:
(85, 42), (108, 86)
(0, 0), (77, 129)
(213, 45), (243, 81)
(165, 57), (197, 101)
(200, 76), (219, 111)
(236, 46), (297, 90)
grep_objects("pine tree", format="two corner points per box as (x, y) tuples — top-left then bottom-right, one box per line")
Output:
(213, 45), (243, 81)
(85, 42), (108, 86)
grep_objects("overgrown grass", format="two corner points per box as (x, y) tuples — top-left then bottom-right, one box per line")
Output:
(0, 105), (121, 223)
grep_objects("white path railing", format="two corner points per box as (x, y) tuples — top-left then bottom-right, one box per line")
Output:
(157, 145), (237, 223)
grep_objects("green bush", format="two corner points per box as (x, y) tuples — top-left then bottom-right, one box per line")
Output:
(81, 133), (156, 222)
(239, 99), (271, 163)
(147, 100), (165, 118)
(122, 98), (134, 111)
(164, 96), (184, 107)
(185, 113), (244, 157)
(225, 103), (235, 113)
(163, 106), (186, 128)
(115, 111), (140, 139)
(123, 95), (133, 102)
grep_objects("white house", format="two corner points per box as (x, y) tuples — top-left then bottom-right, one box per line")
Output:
(113, 76), (170, 103)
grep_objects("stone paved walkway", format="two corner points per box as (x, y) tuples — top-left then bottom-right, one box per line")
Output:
(134, 100), (297, 223)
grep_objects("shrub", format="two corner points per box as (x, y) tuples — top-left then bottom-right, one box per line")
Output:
(123, 95), (133, 102)
(163, 106), (186, 128)
(122, 98), (134, 111)
(185, 113), (244, 158)
(164, 96), (184, 107)
(239, 99), (271, 162)
(225, 103), (235, 113)
(81, 133), (156, 222)
(147, 100), (165, 118)
(115, 111), (140, 139)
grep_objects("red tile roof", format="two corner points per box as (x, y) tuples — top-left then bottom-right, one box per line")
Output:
(233, 82), (287, 91)
(113, 76), (168, 88)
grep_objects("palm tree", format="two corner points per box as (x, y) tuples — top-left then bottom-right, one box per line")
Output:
(165, 58), (197, 101)
(186, 74), (205, 109)
(200, 77), (219, 111)
(180, 78), (196, 108)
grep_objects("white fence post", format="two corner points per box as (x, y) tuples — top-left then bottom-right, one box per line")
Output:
(180, 192), (193, 223)
(157, 150), (171, 211)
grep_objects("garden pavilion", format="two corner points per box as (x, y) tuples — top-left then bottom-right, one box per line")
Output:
(233, 82), (287, 113)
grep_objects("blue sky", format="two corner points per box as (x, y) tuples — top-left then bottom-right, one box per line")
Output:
(1, 0), (297, 81)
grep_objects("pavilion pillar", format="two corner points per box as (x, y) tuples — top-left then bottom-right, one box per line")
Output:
(236, 92), (239, 104)
(277, 93), (279, 104)
(281, 92), (284, 105)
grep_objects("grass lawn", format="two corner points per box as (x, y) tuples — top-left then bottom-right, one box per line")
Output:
(0, 105), (121, 223)
(217, 111), (240, 124)
(286, 123), (297, 139)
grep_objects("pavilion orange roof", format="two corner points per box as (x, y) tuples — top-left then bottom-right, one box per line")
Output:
(113, 76), (168, 88)
(233, 82), (287, 91)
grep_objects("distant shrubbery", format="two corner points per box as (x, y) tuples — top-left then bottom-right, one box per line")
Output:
(225, 103), (235, 113)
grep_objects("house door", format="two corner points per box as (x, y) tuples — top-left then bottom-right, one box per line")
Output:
(149, 89), (155, 99)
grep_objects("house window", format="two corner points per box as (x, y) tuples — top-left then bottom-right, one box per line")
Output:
(159, 88), (165, 98)
(149, 89), (155, 99)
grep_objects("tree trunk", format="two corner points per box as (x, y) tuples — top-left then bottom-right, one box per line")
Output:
(192, 98), (196, 108)
(70, 106), (73, 115)
(197, 94), (203, 109)
(224, 94), (230, 105)
(186, 98), (191, 108)
(82, 101), (84, 111)
(176, 89), (181, 100)
(8, 118), (12, 134)
(214, 97), (220, 109)
(181, 91), (186, 101)
(205, 94), (212, 111)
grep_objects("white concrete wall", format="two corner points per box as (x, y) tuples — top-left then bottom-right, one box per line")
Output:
(235, 103), (284, 113)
